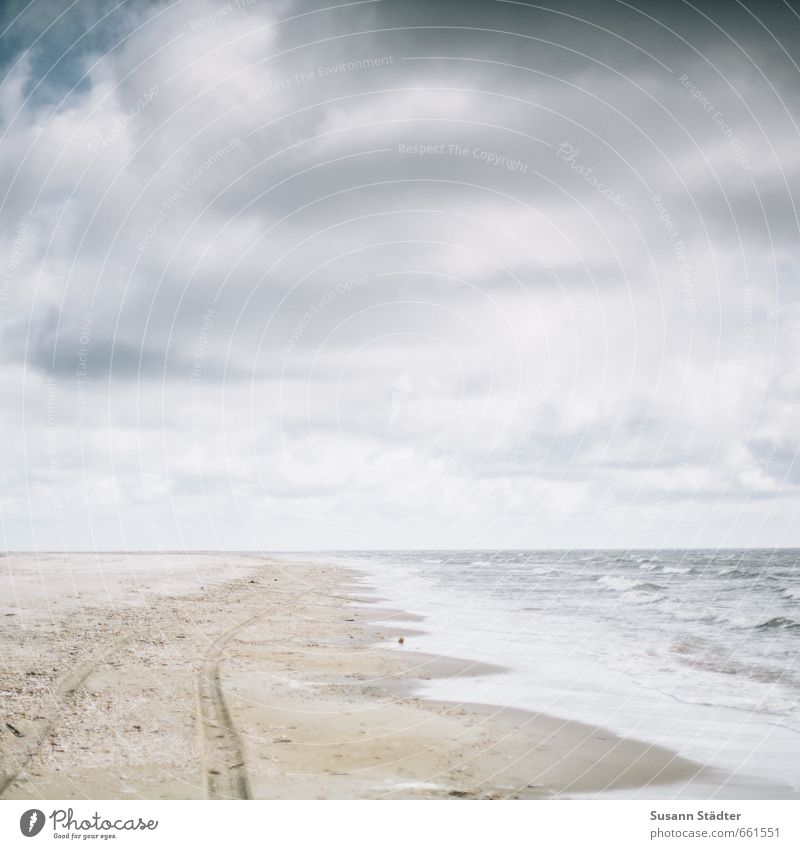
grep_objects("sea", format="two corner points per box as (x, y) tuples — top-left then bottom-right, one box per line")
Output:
(319, 549), (800, 798)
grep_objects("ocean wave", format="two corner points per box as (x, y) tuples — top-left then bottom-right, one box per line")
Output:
(679, 652), (789, 684)
(717, 567), (756, 579)
(780, 586), (800, 601)
(471, 560), (491, 566)
(710, 611), (768, 629)
(755, 617), (800, 632)
(621, 589), (664, 604)
(658, 600), (716, 623)
(703, 611), (800, 630)
(598, 575), (663, 596)
(598, 575), (638, 591)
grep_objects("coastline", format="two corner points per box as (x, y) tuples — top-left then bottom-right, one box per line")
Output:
(0, 553), (728, 800)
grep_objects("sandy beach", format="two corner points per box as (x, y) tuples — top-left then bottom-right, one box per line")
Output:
(1, 553), (717, 800)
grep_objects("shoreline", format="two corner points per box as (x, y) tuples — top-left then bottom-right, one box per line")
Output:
(0, 552), (752, 800)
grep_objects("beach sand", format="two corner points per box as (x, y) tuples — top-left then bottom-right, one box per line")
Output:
(0, 553), (716, 800)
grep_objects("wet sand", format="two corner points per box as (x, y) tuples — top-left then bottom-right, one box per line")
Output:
(0, 553), (716, 799)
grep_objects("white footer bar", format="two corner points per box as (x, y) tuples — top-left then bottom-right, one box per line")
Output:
(2, 799), (797, 848)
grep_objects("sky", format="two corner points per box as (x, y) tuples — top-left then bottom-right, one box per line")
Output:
(0, 0), (799, 550)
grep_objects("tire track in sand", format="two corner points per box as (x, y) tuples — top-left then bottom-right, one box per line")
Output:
(0, 641), (126, 797)
(197, 613), (262, 800)
(197, 588), (313, 800)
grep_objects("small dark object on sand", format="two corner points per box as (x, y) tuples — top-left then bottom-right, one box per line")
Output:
(398, 636), (405, 645)
(5, 722), (23, 737)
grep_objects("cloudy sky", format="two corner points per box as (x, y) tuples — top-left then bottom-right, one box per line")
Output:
(1, 0), (799, 550)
